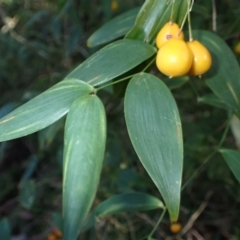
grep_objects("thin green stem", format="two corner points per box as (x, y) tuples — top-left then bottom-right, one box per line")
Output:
(170, 0), (175, 21)
(179, 8), (188, 33)
(181, 113), (232, 191)
(218, 115), (232, 147)
(96, 74), (136, 91)
(179, 0), (194, 36)
(147, 208), (167, 239)
(96, 57), (156, 91)
(142, 57), (156, 72)
(187, 0), (193, 41)
(188, 79), (200, 98)
(181, 151), (215, 191)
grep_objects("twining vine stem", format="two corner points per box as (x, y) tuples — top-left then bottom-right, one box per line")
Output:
(138, 208), (167, 240)
(147, 208), (167, 239)
(181, 113), (232, 191)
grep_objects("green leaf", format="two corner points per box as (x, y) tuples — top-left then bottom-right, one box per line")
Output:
(19, 180), (36, 209)
(0, 218), (11, 240)
(95, 192), (165, 217)
(192, 30), (240, 118)
(82, 192), (164, 232)
(0, 79), (93, 142)
(125, 73), (183, 222)
(65, 39), (156, 86)
(126, 0), (188, 44)
(63, 95), (106, 240)
(230, 115), (240, 149)
(87, 7), (140, 48)
(198, 93), (229, 110)
(220, 149), (240, 184)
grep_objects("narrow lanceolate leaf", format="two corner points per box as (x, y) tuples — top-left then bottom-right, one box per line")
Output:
(0, 79), (93, 142)
(82, 192), (165, 232)
(220, 149), (240, 184)
(65, 39), (156, 86)
(63, 95), (106, 240)
(94, 192), (165, 217)
(125, 0), (188, 44)
(87, 7), (140, 48)
(125, 73), (183, 222)
(198, 93), (229, 110)
(193, 30), (240, 118)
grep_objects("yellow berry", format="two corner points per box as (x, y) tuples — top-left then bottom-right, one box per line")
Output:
(111, 0), (118, 12)
(187, 40), (212, 76)
(170, 222), (182, 234)
(156, 22), (184, 49)
(48, 234), (57, 240)
(156, 38), (193, 78)
(234, 42), (240, 54)
(52, 228), (62, 238)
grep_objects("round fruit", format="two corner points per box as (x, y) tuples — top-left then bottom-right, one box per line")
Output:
(156, 38), (193, 78)
(52, 229), (62, 238)
(170, 222), (182, 234)
(156, 22), (184, 49)
(111, 0), (118, 12)
(48, 234), (57, 240)
(187, 40), (212, 76)
(235, 42), (240, 54)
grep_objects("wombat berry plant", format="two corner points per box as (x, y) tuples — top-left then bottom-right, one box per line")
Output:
(1, 0), (240, 239)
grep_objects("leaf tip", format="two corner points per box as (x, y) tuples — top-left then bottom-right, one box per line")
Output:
(86, 39), (92, 48)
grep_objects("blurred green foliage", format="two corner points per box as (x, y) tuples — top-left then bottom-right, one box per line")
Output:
(0, 0), (240, 239)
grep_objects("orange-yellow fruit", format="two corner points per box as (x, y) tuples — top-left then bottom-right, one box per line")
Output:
(156, 38), (193, 78)
(111, 0), (118, 11)
(235, 42), (240, 54)
(156, 22), (184, 49)
(48, 234), (57, 240)
(52, 228), (62, 238)
(187, 40), (212, 76)
(170, 222), (182, 234)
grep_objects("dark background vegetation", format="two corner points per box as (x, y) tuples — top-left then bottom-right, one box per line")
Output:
(0, 0), (240, 239)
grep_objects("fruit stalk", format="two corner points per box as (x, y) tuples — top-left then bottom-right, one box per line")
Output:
(187, 0), (193, 41)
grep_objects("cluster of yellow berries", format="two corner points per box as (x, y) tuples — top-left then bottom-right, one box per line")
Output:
(155, 21), (212, 78)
